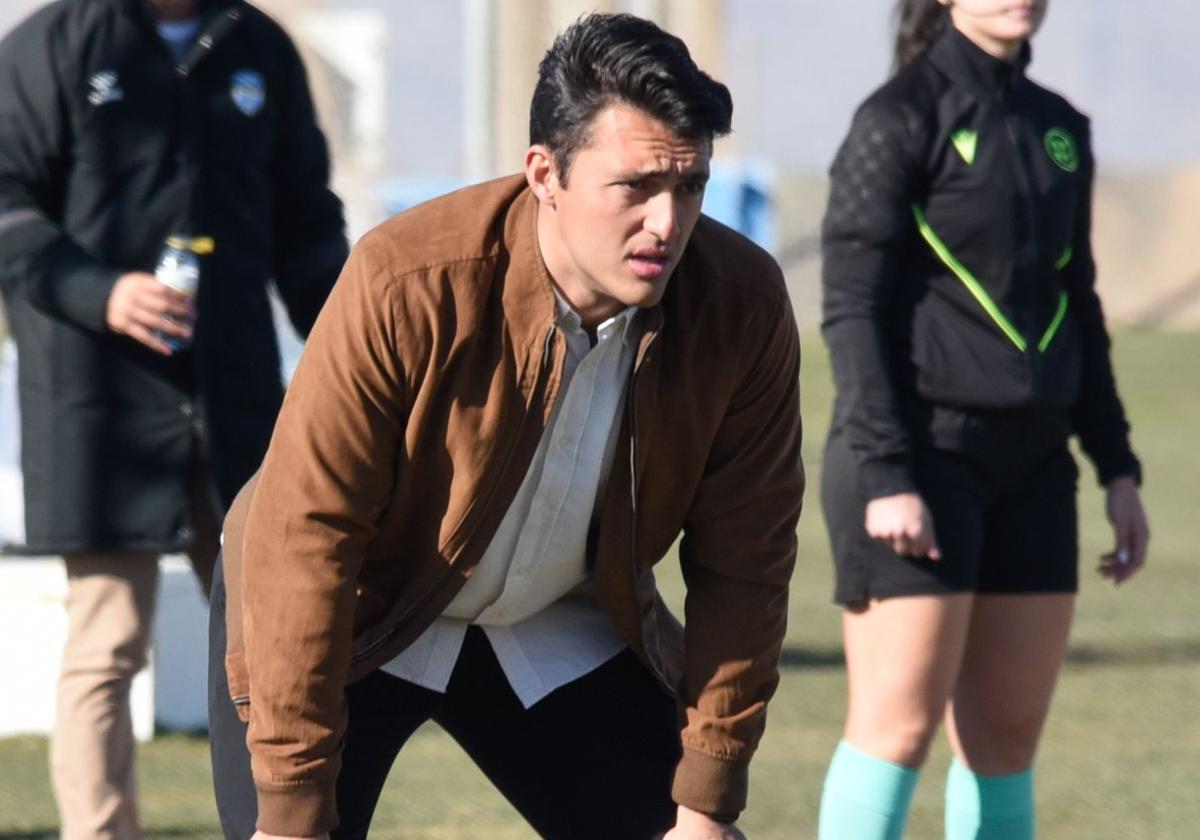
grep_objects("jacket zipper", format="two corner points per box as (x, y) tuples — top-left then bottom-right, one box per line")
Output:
(1001, 99), (1045, 389)
(626, 330), (672, 692)
(163, 7), (242, 242)
(349, 322), (559, 667)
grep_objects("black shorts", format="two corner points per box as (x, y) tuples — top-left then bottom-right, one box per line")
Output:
(821, 428), (1079, 604)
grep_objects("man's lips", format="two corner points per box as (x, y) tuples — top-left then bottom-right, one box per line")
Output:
(628, 248), (672, 279)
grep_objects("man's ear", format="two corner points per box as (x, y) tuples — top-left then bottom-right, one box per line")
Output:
(525, 144), (559, 208)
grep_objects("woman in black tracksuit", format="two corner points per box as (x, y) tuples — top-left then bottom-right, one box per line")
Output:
(816, 2), (1150, 838)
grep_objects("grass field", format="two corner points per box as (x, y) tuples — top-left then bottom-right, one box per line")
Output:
(2, 330), (1197, 839)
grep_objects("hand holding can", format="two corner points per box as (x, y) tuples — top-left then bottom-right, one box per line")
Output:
(154, 234), (213, 351)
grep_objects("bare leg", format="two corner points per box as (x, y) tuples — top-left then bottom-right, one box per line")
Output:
(819, 593), (976, 840)
(945, 593), (1075, 773)
(843, 592), (975, 766)
(943, 593), (1075, 839)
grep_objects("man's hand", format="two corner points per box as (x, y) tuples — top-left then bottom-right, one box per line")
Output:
(864, 491), (941, 560)
(1098, 475), (1149, 584)
(250, 832), (330, 840)
(660, 805), (747, 839)
(105, 270), (194, 355)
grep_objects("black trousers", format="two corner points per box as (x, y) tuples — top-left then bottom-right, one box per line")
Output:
(209, 560), (680, 839)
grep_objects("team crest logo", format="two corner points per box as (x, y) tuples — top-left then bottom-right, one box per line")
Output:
(1044, 128), (1079, 172)
(230, 69), (265, 116)
(87, 70), (124, 106)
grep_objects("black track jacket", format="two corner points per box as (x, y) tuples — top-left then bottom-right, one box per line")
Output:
(822, 26), (1140, 500)
(0, 0), (347, 552)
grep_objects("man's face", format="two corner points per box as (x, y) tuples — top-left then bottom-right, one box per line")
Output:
(529, 103), (712, 327)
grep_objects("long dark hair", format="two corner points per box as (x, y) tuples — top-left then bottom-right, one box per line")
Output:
(893, 0), (950, 73)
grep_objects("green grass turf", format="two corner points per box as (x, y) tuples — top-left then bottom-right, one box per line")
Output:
(1, 330), (1197, 838)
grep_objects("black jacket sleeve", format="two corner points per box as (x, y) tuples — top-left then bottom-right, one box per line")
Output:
(268, 34), (348, 338)
(1063, 123), (1141, 486)
(821, 100), (920, 499)
(0, 10), (120, 332)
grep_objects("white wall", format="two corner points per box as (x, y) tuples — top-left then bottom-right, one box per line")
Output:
(0, 557), (210, 739)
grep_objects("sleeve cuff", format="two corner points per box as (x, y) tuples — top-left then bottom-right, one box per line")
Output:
(1096, 453), (1142, 488)
(256, 780), (338, 837)
(860, 455), (917, 500)
(1, 216), (121, 332)
(40, 237), (121, 332)
(671, 748), (750, 818)
(276, 233), (348, 337)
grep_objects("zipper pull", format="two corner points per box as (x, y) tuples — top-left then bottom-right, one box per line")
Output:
(177, 8), (242, 77)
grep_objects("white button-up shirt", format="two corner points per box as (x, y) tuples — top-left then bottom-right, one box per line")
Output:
(381, 293), (640, 707)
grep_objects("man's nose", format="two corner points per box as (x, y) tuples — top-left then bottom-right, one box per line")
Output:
(644, 191), (679, 243)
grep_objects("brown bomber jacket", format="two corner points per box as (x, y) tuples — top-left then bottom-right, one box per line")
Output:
(221, 175), (805, 836)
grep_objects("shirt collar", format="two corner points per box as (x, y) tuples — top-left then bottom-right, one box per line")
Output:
(552, 288), (639, 348)
(157, 18), (202, 39)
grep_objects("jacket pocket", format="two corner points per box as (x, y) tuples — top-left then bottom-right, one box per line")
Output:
(911, 293), (1032, 409)
(1036, 309), (1082, 409)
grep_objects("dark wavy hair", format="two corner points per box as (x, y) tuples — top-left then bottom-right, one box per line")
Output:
(529, 13), (733, 184)
(893, 0), (950, 73)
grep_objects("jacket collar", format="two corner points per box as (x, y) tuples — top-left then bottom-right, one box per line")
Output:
(499, 184), (560, 362)
(929, 25), (1030, 99)
(113, 0), (241, 19)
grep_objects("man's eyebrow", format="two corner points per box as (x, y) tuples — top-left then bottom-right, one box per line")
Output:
(616, 166), (711, 180)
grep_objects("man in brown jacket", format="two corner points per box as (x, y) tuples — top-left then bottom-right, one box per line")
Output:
(209, 13), (804, 840)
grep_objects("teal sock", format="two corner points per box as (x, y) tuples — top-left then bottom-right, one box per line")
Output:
(818, 741), (920, 840)
(944, 760), (1034, 839)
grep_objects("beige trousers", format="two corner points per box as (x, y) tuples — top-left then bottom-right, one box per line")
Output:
(51, 553), (158, 840)
(50, 456), (221, 840)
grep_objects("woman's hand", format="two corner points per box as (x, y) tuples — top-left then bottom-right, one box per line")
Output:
(1098, 475), (1149, 584)
(865, 492), (941, 560)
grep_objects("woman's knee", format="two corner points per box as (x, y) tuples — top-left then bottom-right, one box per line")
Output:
(951, 705), (1045, 773)
(846, 704), (944, 767)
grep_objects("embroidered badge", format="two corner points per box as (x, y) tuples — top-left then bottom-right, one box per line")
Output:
(950, 128), (978, 166)
(1044, 127), (1079, 172)
(87, 70), (124, 106)
(230, 69), (265, 116)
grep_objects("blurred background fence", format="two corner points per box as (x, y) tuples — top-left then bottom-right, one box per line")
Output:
(1, 1), (1197, 837)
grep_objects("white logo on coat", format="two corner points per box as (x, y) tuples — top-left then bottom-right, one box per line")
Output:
(87, 70), (124, 106)
(230, 69), (265, 116)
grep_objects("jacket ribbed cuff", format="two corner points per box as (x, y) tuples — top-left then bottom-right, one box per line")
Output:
(256, 780), (338, 837)
(860, 454), (917, 501)
(38, 235), (121, 332)
(1096, 451), (1142, 488)
(671, 748), (749, 820)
